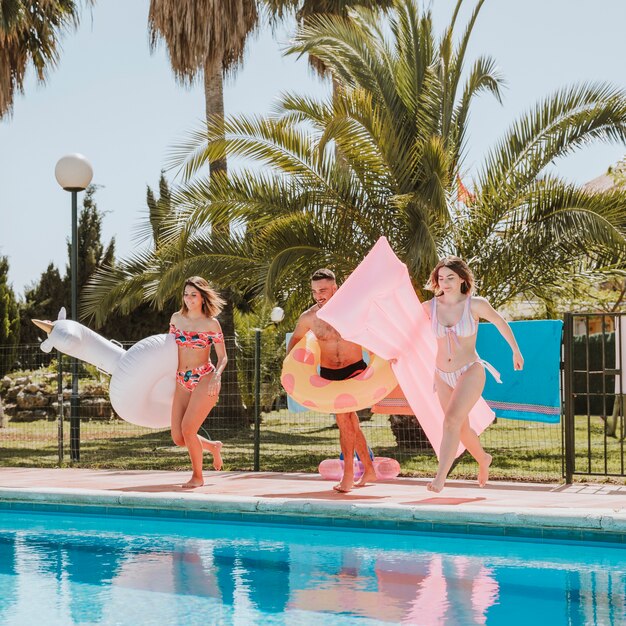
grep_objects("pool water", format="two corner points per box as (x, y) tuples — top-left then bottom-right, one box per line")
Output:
(0, 509), (624, 625)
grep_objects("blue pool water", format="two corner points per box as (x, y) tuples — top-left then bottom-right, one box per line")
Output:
(0, 508), (624, 625)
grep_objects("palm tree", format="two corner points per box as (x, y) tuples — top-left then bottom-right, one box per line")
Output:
(153, 0), (506, 296)
(264, 0), (393, 82)
(265, 0), (394, 169)
(0, 0), (90, 118)
(149, 0), (257, 180)
(85, 0), (626, 310)
(148, 0), (259, 427)
(83, 0), (626, 442)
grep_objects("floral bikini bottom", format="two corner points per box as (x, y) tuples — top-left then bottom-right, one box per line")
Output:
(176, 362), (216, 391)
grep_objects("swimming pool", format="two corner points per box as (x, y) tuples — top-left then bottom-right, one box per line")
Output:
(0, 506), (624, 625)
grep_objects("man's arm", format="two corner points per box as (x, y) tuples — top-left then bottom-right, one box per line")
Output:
(287, 312), (312, 353)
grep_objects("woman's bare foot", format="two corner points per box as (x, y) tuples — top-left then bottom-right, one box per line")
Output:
(182, 475), (204, 489)
(201, 440), (224, 471)
(333, 479), (353, 493)
(478, 453), (492, 487)
(210, 441), (223, 471)
(354, 469), (377, 487)
(427, 477), (445, 493)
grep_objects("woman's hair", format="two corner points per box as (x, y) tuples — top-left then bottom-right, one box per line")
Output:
(179, 276), (226, 318)
(425, 256), (475, 295)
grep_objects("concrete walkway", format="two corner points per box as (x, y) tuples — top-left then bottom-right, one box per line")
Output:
(1, 468), (625, 538)
(1, 467), (625, 510)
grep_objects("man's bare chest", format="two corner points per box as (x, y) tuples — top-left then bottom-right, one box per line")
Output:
(311, 317), (341, 342)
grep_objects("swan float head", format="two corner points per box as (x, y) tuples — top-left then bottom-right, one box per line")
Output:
(33, 309), (177, 428)
(33, 308), (125, 375)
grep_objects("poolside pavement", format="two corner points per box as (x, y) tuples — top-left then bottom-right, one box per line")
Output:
(0, 467), (624, 510)
(1, 468), (625, 539)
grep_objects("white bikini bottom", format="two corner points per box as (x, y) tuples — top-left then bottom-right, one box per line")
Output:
(435, 359), (501, 390)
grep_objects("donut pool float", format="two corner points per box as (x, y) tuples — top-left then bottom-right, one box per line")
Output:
(318, 456), (401, 480)
(281, 331), (397, 413)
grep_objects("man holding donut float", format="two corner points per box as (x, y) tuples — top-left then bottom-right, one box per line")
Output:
(287, 269), (377, 493)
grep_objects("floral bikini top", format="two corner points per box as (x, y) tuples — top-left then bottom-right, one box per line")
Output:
(169, 324), (224, 349)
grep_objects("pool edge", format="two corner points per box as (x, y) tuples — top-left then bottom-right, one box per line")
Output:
(0, 486), (624, 544)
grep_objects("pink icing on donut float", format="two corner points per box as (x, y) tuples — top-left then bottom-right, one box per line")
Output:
(292, 347), (315, 365)
(281, 331), (397, 414)
(318, 457), (401, 481)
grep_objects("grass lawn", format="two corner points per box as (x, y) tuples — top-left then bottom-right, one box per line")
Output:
(0, 411), (624, 484)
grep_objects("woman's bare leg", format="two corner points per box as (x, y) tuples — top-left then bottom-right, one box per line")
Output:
(438, 375), (492, 485)
(172, 384), (222, 470)
(459, 421), (492, 487)
(171, 384), (191, 447)
(180, 375), (219, 488)
(428, 364), (485, 493)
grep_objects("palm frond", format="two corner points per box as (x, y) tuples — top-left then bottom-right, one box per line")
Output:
(479, 83), (626, 197)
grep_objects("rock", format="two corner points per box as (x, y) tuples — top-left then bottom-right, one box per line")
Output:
(1, 376), (11, 391)
(81, 397), (113, 419)
(16, 391), (49, 410)
(82, 383), (109, 396)
(25, 383), (40, 394)
(2, 403), (17, 416)
(13, 377), (30, 386)
(10, 409), (51, 422)
(51, 402), (70, 418)
(5, 387), (20, 402)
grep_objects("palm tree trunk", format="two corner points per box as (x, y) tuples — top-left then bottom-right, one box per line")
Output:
(204, 57), (227, 178)
(204, 56), (247, 431)
(332, 76), (348, 169)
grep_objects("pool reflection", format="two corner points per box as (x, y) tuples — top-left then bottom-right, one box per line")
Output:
(290, 551), (499, 624)
(0, 524), (624, 625)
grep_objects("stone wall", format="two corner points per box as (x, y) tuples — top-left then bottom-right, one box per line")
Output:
(0, 373), (114, 423)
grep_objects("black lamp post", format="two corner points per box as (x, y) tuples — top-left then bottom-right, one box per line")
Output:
(54, 154), (93, 462)
(253, 306), (285, 471)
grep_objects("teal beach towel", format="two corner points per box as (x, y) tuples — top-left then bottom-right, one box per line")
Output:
(476, 320), (562, 423)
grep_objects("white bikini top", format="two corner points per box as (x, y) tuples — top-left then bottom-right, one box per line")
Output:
(431, 296), (477, 354)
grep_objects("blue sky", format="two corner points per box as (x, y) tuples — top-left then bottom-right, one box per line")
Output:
(1, 0), (625, 296)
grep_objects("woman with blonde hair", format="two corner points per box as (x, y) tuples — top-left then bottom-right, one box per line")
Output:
(422, 257), (523, 492)
(169, 276), (228, 488)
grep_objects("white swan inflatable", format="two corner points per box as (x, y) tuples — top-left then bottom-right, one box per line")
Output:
(35, 308), (176, 428)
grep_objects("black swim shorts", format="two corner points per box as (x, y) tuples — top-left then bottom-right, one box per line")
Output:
(319, 359), (367, 381)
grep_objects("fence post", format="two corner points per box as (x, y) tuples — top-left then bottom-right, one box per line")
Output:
(563, 313), (575, 484)
(253, 328), (261, 471)
(69, 362), (80, 462)
(57, 350), (64, 465)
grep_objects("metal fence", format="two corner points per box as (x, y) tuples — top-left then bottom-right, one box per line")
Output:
(0, 338), (258, 470)
(0, 335), (565, 482)
(563, 313), (626, 482)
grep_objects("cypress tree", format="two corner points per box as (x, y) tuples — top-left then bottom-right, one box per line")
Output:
(0, 256), (20, 374)
(19, 262), (65, 343)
